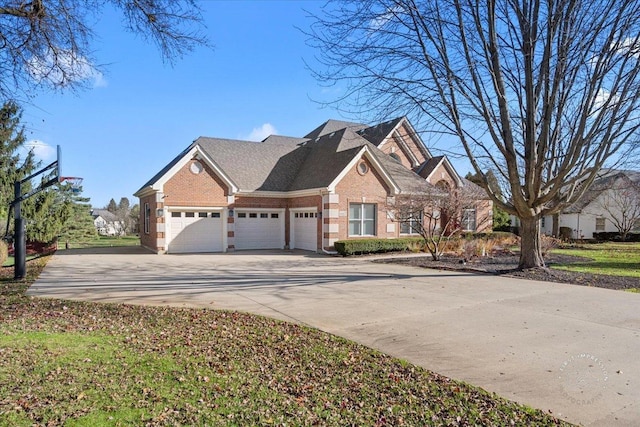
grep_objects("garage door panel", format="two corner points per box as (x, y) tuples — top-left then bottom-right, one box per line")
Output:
(235, 211), (283, 250)
(168, 211), (223, 253)
(292, 210), (317, 251)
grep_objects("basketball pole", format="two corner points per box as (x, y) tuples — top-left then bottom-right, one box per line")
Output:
(11, 145), (61, 280)
(14, 180), (26, 280)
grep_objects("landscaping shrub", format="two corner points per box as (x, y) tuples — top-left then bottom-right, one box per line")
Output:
(0, 240), (7, 266)
(334, 238), (423, 256)
(593, 232), (640, 242)
(540, 234), (561, 256)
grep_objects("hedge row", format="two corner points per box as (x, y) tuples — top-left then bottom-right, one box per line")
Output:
(334, 238), (424, 256)
(592, 232), (640, 242)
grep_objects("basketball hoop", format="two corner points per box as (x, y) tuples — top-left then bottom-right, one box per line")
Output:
(60, 176), (83, 194)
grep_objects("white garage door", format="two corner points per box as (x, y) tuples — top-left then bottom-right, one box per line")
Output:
(168, 211), (223, 253)
(235, 211), (283, 250)
(292, 210), (318, 251)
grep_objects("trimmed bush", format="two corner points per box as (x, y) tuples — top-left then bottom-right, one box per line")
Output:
(0, 240), (7, 266)
(593, 232), (640, 242)
(334, 238), (424, 256)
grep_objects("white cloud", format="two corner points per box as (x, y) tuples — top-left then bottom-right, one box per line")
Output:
(28, 48), (107, 88)
(245, 123), (278, 141)
(23, 140), (56, 162)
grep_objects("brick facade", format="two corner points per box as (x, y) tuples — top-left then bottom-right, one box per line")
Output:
(163, 159), (228, 207)
(136, 117), (493, 254)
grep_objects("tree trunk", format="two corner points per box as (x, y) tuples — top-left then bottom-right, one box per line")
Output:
(519, 216), (546, 269)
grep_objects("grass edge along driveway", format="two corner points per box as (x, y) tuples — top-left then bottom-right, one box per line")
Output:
(0, 257), (570, 426)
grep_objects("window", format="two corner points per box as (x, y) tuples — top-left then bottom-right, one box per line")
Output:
(461, 209), (477, 231)
(389, 152), (401, 162)
(238, 212), (246, 218)
(357, 161), (369, 175)
(260, 213), (268, 218)
(349, 203), (376, 236)
(171, 211), (181, 218)
(249, 213), (257, 218)
(595, 217), (606, 231)
(198, 212), (208, 218)
(400, 211), (423, 235)
(541, 216), (546, 228)
(211, 212), (221, 218)
(185, 212), (195, 218)
(144, 203), (150, 234)
(271, 213), (279, 218)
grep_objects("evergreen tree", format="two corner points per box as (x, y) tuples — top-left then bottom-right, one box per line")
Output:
(106, 198), (117, 213)
(0, 101), (36, 219)
(59, 184), (96, 243)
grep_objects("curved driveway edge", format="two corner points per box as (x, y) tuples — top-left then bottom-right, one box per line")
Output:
(29, 247), (640, 426)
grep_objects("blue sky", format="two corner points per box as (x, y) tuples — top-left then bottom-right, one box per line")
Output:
(20, 1), (468, 208)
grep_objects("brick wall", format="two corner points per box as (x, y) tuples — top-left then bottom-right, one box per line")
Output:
(333, 157), (394, 241)
(163, 159), (229, 207)
(139, 193), (163, 252)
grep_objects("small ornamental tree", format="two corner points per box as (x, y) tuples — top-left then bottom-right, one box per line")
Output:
(387, 182), (490, 260)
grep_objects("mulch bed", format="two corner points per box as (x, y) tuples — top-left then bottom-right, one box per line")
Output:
(375, 253), (640, 291)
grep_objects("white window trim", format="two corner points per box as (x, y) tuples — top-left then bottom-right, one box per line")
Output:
(144, 203), (150, 234)
(349, 203), (377, 237)
(461, 208), (477, 232)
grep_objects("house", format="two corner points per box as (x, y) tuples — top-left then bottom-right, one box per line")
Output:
(91, 209), (124, 236)
(134, 117), (492, 254)
(538, 170), (640, 239)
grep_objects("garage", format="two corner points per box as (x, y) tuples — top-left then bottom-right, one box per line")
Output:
(291, 210), (318, 251)
(234, 210), (284, 250)
(168, 210), (224, 253)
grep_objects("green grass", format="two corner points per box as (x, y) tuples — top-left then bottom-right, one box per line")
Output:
(0, 258), (572, 426)
(551, 242), (640, 278)
(61, 235), (140, 250)
(1, 254), (38, 268)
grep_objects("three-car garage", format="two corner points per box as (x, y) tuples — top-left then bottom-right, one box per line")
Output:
(165, 207), (318, 253)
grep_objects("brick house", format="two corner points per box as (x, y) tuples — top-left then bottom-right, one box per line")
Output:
(134, 117), (492, 253)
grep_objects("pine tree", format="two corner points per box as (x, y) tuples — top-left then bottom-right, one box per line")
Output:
(106, 198), (117, 213)
(58, 184), (96, 244)
(0, 101), (36, 219)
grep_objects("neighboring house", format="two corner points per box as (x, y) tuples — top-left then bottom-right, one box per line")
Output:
(91, 209), (125, 236)
(134, 117), (492, 254)
(536, 170), (640, 239)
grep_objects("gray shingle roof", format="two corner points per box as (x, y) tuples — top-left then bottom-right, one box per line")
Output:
(304, 119), (366, 139)
(136, 119), (443, 196)
(564, 170), (640, 213)
(357, 117), (404, 146)
(91, 209), (119, 222)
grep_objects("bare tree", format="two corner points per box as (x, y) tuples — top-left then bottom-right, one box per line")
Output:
(596, 173), (640, 241)
(0, 0), (208, 99)
(388, 182), (490, 260)
(308, 0), (640, 268)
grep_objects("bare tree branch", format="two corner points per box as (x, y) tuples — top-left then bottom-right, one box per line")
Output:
(307, 0), (640, 268)
(0, 0), (209, 100)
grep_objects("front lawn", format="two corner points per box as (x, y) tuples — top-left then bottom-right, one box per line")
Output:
(551, 242), (640, 278)
(0, 259), (570, 426)
(61, 235), (140, 250)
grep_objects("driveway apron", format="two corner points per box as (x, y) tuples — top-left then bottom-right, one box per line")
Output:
(29, 247), (640, 426)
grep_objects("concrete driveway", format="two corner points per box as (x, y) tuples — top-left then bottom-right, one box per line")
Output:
(29, 247), (640, 426)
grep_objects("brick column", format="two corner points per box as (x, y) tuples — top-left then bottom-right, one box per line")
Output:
(323, 193), (340, 250)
